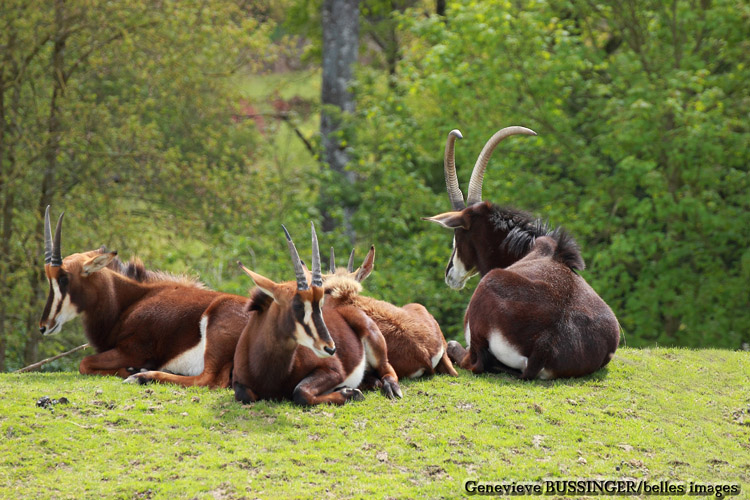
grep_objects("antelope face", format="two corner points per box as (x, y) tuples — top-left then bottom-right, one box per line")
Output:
(39, 245), (118, 336)
(445, 234), (478, 290)
(424, 211), (478, 290)
(40, 265), (80, 335)
(292, 287), (335, 358)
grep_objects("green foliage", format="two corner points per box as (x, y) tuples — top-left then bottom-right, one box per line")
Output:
(1, 348), (748, 498)
(0, 0), (313, 370)
(3, 0), (749, 372)
(346, 0), (750, 348)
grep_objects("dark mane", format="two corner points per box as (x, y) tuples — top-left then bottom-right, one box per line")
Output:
(489, 206), (549, 258)
(549, 228), (585, 271)
(100, 247), (207, 289)
(247, 287), (274, 313)
(490, 206), (585, 271)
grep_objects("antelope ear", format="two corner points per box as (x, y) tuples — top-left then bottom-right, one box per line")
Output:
(354, 246), (375, 283)
(422, 211), (470, 230)
(238, 262), (280, 303)
(81, 251), (117, 276)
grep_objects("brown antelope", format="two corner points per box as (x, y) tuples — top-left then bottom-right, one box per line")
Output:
(424, 127), (620, 379)
(39, 206), (250, 388)
(324, 247), (458, 381)
(232, 224), (401, 405)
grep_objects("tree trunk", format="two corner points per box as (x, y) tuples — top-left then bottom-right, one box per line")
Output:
(437, 0), (446, 17)
(320, 0), (359, 239)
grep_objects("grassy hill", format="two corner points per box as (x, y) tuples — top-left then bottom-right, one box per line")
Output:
(1, 347), (748, 499)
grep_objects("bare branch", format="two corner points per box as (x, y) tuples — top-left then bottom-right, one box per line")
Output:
(14, 343), (90, 373)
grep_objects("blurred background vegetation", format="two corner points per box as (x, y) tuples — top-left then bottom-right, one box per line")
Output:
(1, 0), (748, 372)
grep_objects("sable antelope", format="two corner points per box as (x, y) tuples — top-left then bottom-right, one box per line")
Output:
(232, 224), (401, 405)
(424, 127), (620, 379)
(324, 247), (458, 381)
(39, 206), (250, 388)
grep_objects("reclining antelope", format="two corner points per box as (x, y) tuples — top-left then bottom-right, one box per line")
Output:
(39, 206), (250, 388)
(424, 127), (620, 379)
(324, 247), (458, 381)
(232, 224), (401, 405)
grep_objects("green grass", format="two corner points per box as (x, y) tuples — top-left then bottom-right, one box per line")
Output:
(1, 347), (748, 499)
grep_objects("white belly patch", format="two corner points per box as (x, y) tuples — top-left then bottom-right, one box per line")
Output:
(488, 329), (527, 370)
(161, 315), (207, 376)
(338, 350), (366, 389)
(430, 346), (444, 369)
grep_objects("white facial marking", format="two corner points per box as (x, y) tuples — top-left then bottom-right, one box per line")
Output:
(44, 279), (79, 335)
(488, 329), (528, 370)
(161, 315), (208, 376)
(294, 321), (317, 351)
(430, 346), (445, 369)
(446, 236), (477, 289)
(295, 300), (333, 358)
(303, 300), (312, 325)
(464, 321), (472, 348)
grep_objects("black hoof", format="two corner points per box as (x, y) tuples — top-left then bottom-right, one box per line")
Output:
(340, 388), (365, 402)
(124, 373), (153, 385)
(382, 378), (403, 399)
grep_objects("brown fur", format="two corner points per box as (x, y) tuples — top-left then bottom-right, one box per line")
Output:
(430, 203), (621, 379)
(232, 273), (401, 406)
(427, 127), (618, 379)
(324, 271), (458, 380)
(40, 249), (249, 388)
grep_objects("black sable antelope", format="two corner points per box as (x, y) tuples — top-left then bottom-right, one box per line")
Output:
(39, 206), (250, 388)
(324, 247), (458, 381)
(232, 224), (401, 406)
(424, 127), (620, 379)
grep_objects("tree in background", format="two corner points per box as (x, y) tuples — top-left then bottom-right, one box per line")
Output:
(350, 0), (750, 347)
(3, 0), (748, 373)
(320, 0), (360, 238)
(0, 0), (284, 370)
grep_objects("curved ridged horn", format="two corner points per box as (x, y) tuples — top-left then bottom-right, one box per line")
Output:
(329, 247), (336, 274)
(465, 126), (537, 206)
(347, 249), (355, 273)
(282, 225), (308, 290)
(51, 211), (65, 267)
(44, 206), (53, 265)
(444, 129), (466, 211)
(310, 222), (323, 288)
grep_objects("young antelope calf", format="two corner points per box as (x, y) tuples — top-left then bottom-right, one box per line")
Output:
(324, 247), (458, 381)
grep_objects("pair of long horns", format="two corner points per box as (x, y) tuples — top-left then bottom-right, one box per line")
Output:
(443, 126), (537, 211)
(329, 248), (356, 274)
(283, 222), (323, 290)
(44, 206), (64, 267)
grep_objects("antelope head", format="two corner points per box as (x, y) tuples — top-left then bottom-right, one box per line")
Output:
(239, 223), (336, 358)
(327, 246), (375, 283)
(39, 206), (118, 335)
(424, 126), (537, 289)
